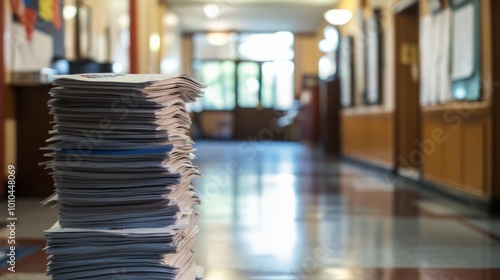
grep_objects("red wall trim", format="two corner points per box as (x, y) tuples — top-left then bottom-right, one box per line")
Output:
(129, 0), (138, 74)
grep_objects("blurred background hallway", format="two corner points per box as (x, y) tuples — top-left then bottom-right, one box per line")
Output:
(1, 0), (500, 279)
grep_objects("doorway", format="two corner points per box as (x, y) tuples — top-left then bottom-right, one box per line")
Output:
(394, 1), (421, 177)
(233, 61), (289, 140)
(190, 32), (295, 141)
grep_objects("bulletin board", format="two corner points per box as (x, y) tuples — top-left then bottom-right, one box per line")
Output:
(11, 0), (65, 56)
(340, 36), (354, 108)
(364, 10), (383, 105)
(9, 0), (64, 72)
(449, 0), (481, 100)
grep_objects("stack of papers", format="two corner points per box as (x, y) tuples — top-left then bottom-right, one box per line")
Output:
(41, 73), (205, 280)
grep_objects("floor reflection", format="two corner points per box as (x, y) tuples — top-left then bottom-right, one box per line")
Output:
(193, 141), (500, 280)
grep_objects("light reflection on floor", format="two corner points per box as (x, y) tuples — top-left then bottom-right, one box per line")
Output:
(192, 141), (500, 280)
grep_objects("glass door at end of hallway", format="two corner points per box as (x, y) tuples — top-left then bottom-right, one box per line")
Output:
(235, 61), (294, 140)
(193, 60), (294, 140)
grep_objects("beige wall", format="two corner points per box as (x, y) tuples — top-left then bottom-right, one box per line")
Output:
(181, 35), (193, 75)
(136, 1), (182, 74)
(293, 34), (320, 96)
(137, 0), (159, 73)
(3, 0), (12, 78)
(83, 0), (109, 61)
(160, 7), (182, 75)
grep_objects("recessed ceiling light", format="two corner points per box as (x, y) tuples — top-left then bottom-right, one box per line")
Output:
(204, 3), (221, 19)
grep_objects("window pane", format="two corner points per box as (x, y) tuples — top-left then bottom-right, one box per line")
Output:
(193, 60), (235, 110)
(261, 62), (275, 108)
(273, 60), (294, 110)
(190, 32), (295, 111)
(220, 61), (236, 109)
(237, 62), (260, 108)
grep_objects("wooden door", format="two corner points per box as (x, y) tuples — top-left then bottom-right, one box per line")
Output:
(233, 61), (285, 140)
(394, 3), (421, 176)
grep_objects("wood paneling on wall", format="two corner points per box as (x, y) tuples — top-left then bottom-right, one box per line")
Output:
(341, 110), (394, 169)
(421, 105), (491, 197)
(338, 0), (498, 205)
(492, 0), (500, 198)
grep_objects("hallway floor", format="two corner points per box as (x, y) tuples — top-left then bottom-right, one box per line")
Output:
(2, 141), (500, 279)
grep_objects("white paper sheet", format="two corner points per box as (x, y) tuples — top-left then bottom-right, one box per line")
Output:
(451, 3), (475, 81)
(420, 9), (452, 105)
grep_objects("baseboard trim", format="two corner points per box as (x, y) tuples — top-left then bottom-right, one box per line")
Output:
(341, 155), (396, 175)
(341, 156), (494, 214)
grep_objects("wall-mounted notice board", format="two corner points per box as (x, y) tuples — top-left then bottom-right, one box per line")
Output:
(449, 0), (481, 100)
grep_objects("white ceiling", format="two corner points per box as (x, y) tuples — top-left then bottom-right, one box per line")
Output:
(164, 0), (338, 33)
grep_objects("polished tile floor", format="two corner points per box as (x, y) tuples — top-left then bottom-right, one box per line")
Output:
(2, 141), (500, 279)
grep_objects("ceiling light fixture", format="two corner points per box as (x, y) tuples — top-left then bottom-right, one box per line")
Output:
(324, 9), (353, 25)
(204, 3), (221, 19)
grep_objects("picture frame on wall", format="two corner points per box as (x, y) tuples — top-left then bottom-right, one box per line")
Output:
(339, 36), (354, 107)
(354, 8), (365, 103)
(364, 9), (383, 105)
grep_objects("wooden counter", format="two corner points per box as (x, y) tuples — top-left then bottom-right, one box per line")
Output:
(12, 84), (54, 197)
